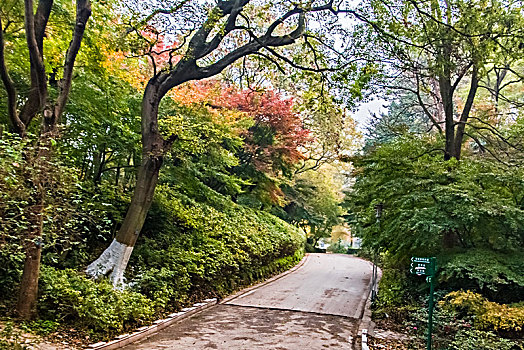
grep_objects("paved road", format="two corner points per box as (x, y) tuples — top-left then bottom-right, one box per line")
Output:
(124, 254), (372, 350)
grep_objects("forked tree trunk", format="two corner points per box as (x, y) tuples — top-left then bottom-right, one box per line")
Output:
(4, 0), (92, 319)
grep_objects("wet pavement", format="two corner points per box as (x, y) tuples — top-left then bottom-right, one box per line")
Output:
(123, 254), (372, 349)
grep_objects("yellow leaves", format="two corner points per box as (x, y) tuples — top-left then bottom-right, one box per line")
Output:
(167, 80), (220, 106)
(440, 290), (524, 333)
(97, 42), (147, 89)
(477, 301), (524, 332)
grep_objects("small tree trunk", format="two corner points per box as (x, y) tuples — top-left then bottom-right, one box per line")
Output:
(16, 201), (43, 320)
(452, 66), (479, 160)
(439, 75), (455, 161)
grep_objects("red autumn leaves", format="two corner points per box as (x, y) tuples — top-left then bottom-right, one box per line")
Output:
(220, 88), (312, 175)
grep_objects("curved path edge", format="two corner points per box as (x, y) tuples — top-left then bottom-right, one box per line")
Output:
(85, 253), (310, 350)
(220, 253), (310, 305)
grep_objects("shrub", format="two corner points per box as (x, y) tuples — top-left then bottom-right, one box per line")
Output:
(439, 249), (524, 303)
(372, 267), (420, 323)
(441, 290), (524, 337)
(448, 329), (520, 350)
(38, 266), (154, 335)
(131, 185), (305, 306)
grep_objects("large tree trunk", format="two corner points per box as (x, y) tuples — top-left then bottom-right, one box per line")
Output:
(86, 155), (163, 286)
(87, 80), (165, 287)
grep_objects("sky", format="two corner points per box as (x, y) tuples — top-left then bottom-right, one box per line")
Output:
(352, 98), (388, 131)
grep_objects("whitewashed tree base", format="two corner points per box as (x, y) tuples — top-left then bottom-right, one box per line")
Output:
(86, 239), (134, 288)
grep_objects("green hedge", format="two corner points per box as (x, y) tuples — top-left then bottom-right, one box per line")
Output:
(31, 185), (304, 338)
(132, 185), (304, 308)
(38, 266), (154, 335)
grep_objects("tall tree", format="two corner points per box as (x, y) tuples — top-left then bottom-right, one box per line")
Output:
(362, 0), (524, 160)
(86, 0), (365, 286)
(0, 0), (91, 318)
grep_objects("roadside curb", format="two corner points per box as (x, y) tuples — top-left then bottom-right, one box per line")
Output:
(357, 261), (382, 350)
(85, 298), (217, 350)
(85, 253), (309, 349)
(220, 253), (310, 304)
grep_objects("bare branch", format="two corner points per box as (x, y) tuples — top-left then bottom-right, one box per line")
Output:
(137, 0), (191, 28)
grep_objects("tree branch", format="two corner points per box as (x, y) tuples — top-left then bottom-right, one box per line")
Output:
(19, 0), (48, 127)
(0, 16), (23, 134)
(34, 0), (53, 53)
(53, 0), (92, 122)
(416, 73), (443, 133)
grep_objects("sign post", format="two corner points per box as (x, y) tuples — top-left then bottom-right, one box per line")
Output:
(410, 256), (437, 350)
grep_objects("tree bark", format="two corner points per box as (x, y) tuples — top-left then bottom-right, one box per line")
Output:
(86, 80), (165, 286)
(15, 201), (43, 319)
(439, 74), (455, 161)
(452, 66), (479, 160)
(12, 0), (92, 319)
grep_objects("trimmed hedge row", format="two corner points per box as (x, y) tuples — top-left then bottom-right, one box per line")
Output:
(132, 185), (305, 307)
(34, 185), (304, 338)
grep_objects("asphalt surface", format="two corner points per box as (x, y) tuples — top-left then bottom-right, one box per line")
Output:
(123, 254), (373, 349)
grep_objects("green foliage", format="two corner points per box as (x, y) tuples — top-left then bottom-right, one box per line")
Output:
(327, 239), (348, 254)
(348, 135), (524, 259)
(132, 184), (305, 308)
(439, 249), (524, 303)
(448, 329), (520, 350)
(372, 253), (422, 323)
(20, 320), (60, 336)
(0, 135), (26, 294)
(38, 266), (154, 335)
(277, 166), (346, 242)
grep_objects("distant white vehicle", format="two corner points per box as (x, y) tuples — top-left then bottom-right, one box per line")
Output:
(351, 237), (362, 249)
(315, 239), (330, 252)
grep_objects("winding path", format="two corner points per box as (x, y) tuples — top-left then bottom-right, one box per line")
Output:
(123, 254), (372, 349)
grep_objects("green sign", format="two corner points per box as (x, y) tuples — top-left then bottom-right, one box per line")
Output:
(410, 256), (438, 350)
(410, 256), (436, 276)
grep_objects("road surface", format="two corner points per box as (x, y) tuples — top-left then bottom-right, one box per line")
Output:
(123, 254), (372, 349)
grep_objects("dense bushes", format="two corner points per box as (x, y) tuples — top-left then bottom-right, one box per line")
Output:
(348, 136), (524, 260)
(448, 329), (520, 350)
(38, 266), (154, 335)
(1, 175), (304, 339)
(439, 249), (524, 303)
(12, 181), (304, 338)
(352, 135), (524, 346)
(441, 291), (524, 337)
(131, 185), (304, 309)
(12, 185), (304, 338)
